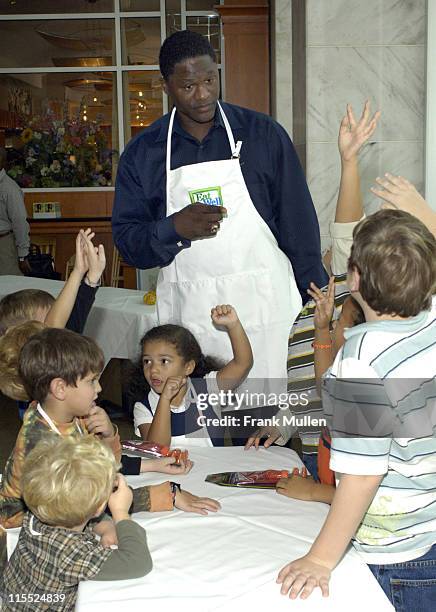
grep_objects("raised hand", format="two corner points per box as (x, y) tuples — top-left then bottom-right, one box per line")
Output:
(173, 204), (226, 240)
(73, 229), (92, 278)
(81, 229), (106, 285)
(211, 304), (239, 330)
(371, 173), (427, 213)
(307, 277), (335, 331)
(338, 100), (380, 162)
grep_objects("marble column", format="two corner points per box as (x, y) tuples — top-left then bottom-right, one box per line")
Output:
(306, 0), (427, 251)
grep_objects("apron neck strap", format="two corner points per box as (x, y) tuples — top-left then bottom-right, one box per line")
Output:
(36, 403), (83, 436)
(165, 101), (238, 176)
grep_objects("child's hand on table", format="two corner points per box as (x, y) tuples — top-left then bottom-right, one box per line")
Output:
(93, 520), (118, 548)
(244, 425), (281, 450)
(277, 553), (331, 599)
(108, 474), (133, 522)
(211, 304), (239, 330)
(307, 278), (335, 331)
(161, 376), (186, 402)
(174, 489), (221, 516)
(86, 405), (115, 438)
(82, 229), (106, 285)
(141, 455), (194, 475)
(276, 469), (316, 502)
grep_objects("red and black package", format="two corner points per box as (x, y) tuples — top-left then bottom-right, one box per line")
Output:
(122, 440), (188, 465)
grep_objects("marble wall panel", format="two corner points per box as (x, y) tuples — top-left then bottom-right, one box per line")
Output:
(307, 45), (425, 143)
(307, 0), (426, 46)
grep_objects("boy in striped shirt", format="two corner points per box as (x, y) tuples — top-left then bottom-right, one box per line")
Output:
(277, 209), (436, 610)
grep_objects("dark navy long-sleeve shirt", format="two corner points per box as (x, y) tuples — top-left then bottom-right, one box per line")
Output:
(112, 102), (327, 302)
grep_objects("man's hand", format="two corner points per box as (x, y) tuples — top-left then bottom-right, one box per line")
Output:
(173, 204), (226, 240)
(211, 304), (239, 330)
(338, 100), (380, 163)
(141, 456), (194, 475)
(245, 426), (281, 450)
(307, 278), (335, 331)
(85, 405), (115, 438)
(108, 474), (133, 522)
(277, 554), (332, 599)
(161, 376), (186, 402)
(18, 257), (32, 275)
(174, 489), (221, 515)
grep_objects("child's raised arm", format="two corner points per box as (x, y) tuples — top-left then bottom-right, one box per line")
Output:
(44, 229), (89, 328)
(212, 305), (253, 392)
(307, 278), (335, 394)
(371, 173), (436, 237)
(335, 101), (380, 223)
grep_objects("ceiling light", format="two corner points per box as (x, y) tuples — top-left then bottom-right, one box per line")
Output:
(138, 91), (143, 96)
(93, 97), (98, 102)
(136, 114), (139, 119)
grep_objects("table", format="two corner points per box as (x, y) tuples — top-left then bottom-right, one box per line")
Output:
(76, 447), (392, 611)
(0, 276), (157, 364)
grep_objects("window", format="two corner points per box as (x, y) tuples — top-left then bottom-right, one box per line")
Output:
(0, 0), (223, 189)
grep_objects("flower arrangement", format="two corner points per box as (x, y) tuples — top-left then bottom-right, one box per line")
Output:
(8, 111), (115, 188)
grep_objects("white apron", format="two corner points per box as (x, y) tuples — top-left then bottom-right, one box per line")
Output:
(156, 103), (302, 394)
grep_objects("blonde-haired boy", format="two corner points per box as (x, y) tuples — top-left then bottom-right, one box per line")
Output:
(0, 436), (152, 612)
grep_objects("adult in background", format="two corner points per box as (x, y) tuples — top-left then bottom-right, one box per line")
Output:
(0, 147), (30, 276)
(112, 30), (327, 395)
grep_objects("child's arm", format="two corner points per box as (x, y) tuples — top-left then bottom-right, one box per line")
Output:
(212, 305), (253, 391)
(44, 229), (90, 328)
(93, 476), (153, 580)
(306, 278), (335, 394)
(276, 474), (335, 505)
(146, 376), (185, 447)
(85, 406), (122, 462)
(335, 101), (380, 223)
(277, 473), (383, 599)
(371, 173), (436, 237)
(65, 231), (106, 333)
(140, 456), (193, 475)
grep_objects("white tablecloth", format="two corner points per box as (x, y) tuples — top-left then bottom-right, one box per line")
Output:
(75, 446), (392, 612)
(0, 276), (157, 363)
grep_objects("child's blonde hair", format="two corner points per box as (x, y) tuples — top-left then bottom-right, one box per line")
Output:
(0, 289), (54, 335)
(0, 321), (45, 400)
(22, 435), (119, 528)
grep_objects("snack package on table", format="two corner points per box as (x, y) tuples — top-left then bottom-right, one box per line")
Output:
(205, 470), (290, 489)
(122, 440), (188, 465)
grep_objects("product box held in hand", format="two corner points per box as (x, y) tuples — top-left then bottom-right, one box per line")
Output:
(122, 440), (188, 465)
(206, 470), (289, 489)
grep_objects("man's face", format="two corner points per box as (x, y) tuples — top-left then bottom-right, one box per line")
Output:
(163, 54), (220, 126)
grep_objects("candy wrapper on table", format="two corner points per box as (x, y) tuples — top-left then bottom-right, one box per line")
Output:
(205, 470), (289, 489)
(122, 440), (188, 465)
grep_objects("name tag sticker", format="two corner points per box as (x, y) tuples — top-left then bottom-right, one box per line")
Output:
(189, 186), (223, 207)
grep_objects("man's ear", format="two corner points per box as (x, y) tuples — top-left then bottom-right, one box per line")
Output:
(49, 377), (67, 401)
(161, 77), (168, 96)
(348, 266), (361, 293)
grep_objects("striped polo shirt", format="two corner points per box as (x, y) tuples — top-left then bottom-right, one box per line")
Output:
(284, 273), (350, 453)
(325, 298), (436, 563)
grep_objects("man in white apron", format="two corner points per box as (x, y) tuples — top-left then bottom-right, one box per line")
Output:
(113, 31), (328, 417)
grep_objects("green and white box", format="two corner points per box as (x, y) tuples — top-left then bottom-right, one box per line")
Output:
(189, 186), (223, 207)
